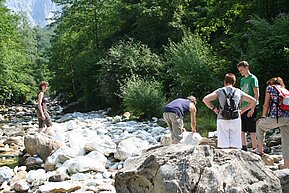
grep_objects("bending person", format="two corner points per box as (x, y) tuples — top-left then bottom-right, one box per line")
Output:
(163, 96), (197, 144)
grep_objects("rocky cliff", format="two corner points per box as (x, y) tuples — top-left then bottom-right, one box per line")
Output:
(5, 0), (61, 26)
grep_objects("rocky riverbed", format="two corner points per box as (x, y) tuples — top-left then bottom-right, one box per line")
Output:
(0, 102), (289, 192)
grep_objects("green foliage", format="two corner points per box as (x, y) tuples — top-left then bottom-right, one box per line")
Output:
(120, 76), (165, 119)
(163, 32), (221, 99)
(246, 15), (289, 98)
(98, 39), (163, 108)
(0, 4), (38, 104)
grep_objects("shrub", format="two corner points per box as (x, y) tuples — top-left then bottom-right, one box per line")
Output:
(120, 77), (165, 119)
(163, 32), (221, 99)
(98, 39), (163, 109)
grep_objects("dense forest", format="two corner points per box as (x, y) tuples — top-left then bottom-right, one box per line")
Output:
(1, 0), (289, 120)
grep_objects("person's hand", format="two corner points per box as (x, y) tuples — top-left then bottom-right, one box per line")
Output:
(247, 108), (254, 117)
(41, 114), (46, 120)
(192, 128), (196, 133)
(213, 108), (219, 115)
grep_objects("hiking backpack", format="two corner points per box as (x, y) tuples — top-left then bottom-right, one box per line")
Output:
(272, 85), (289, 111)
(221, 89), (239, 120)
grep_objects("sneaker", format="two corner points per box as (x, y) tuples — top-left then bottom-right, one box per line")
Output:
(241, 146), (247, 151)
(250, 148), (263, 156)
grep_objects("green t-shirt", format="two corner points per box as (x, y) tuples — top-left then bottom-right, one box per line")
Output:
(240, 73), (259, 108)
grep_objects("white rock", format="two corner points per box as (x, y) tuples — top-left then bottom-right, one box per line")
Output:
(26, 169), (46, 183)
(70, 173), (93, 181)
(68, 132), (85, 156)
(45, 146), (77, 171)
(13, 179), (29, 192)
(85, 135), (117, 156)
(86, 151), (107, 165)
(114, 137), (149, 160)
(63, 156), (106, 174)
(160, 134), (172, 145)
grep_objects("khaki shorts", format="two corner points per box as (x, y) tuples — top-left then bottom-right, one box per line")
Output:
(163, 112), (184, 142)
(37, 110), (52, 128)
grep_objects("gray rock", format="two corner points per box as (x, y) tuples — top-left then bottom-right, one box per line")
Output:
(115, 145), (282, 193)
(24, 133), (65, 161)
(0, 166), (14, 185)
(274, 169), (289, 193)
(25, 156), (44, 170)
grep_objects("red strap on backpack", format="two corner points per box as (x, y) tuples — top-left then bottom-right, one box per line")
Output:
(272, 85), (289, 111)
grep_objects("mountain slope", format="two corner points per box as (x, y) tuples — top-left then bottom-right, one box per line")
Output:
(5, 0), (61, 26)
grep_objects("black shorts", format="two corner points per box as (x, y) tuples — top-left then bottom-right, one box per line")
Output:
(241, 106), (258, 133)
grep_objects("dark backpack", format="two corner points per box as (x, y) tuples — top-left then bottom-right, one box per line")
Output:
(221, 89), (239, 120)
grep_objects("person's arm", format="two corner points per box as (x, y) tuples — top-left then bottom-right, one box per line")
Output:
(37, 92), (46, 120)
(202, 92), (219, 114)
(247, 86), (259, 117)
(261, 91), (270, 118)
(240, 93), (257, 115)
(189, 103), (197, 133)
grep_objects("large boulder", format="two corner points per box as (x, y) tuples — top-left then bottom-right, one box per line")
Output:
(274, 169), (289, 193)
(24, 133), (65, 161)
(115, 145), (282, 193)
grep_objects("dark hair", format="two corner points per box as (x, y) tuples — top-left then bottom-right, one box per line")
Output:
(39, 81), (49, 90)
(187, 96), (197, 105)
(224, 73), (236, 85)
(237, 61), (249, 68)
(266, 77), (285, 87)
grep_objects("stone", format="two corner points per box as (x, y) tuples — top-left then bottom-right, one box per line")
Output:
(44, 146), (76, 171)
(13, 179), (29, 192)
(0, 166), (14, 185)
(160, 134), (172, 146)
(85, 136), (117, 156)
(25, 156), (44, 170)
(24, 133), (65, 161)
(63, 156), (106, 174)
(274, 169), (289, 193)
(26, 169), (46, 183)
(115, 145), (282, 193)
(39, 181), (81, 193)
(114, 137), (149, 161)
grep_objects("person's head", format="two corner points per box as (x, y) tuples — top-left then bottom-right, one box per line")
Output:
(224, 73), (236, 86)
(187, 96), (197, 105)
(266, 77), (285, 87)
(237, 61), (250, 76)
(39, 81), (49, 91)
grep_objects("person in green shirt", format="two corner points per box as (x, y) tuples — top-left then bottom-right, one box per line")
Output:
(237, 61), (259, 151)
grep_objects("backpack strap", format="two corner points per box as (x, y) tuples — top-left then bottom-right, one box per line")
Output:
(271, 85), (281, 123)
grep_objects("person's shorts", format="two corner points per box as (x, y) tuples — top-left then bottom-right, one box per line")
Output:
(37, 110), (52, 128)
(217, 118), (242, 149)
(241, 106), (258, 133)
(163, 112), (184, 142)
